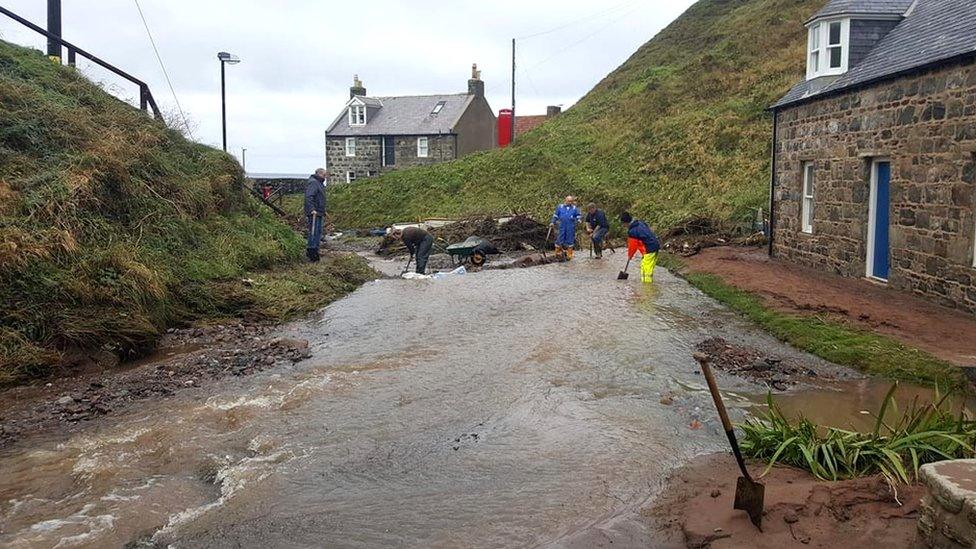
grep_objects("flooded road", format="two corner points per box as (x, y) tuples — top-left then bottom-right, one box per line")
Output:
(0, 258), (880, 547)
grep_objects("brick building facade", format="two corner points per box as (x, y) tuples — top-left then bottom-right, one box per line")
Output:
(771, 0), (976, 315)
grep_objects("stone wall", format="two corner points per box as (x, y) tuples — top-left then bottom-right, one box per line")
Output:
(773, 58), (976, 315)
(325, 134), (455, 183)
(918, 460), (976, 548)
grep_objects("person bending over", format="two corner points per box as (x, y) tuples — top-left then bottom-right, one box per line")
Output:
(620, 212), (661, 283)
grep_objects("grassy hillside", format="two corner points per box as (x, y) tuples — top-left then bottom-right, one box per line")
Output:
(330, 0), (817, 229)
(0, 41), (372, 384)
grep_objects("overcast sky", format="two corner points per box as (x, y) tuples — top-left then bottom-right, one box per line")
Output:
(0, 1), (695, 174)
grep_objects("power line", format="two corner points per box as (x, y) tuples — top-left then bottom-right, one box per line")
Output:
(515, 0), (639, 40)
(527, 3), (645, 71)
(133, 0), (193, 138)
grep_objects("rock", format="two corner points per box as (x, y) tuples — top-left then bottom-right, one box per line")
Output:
(710, 489), (722, 498)
(689, 420), (702, 430)
(56, 396), (73, 406)
(660, 395), (674, 405)
(784, 509), (799, 524)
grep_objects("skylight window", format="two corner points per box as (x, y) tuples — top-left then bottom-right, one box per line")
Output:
(431, 101), (446, 115)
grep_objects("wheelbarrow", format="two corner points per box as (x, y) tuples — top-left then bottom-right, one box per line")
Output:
(446, 236), (499, 267)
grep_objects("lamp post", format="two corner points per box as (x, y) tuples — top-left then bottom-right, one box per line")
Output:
(217, 51), (240, 152)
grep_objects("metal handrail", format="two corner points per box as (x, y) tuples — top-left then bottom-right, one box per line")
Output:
(0, 4), (162, 120)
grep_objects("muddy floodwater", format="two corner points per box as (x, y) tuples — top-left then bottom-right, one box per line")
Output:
(0, 257), (944, 547)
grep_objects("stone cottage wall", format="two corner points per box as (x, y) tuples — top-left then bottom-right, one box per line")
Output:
(326, 135), (456, 182)
(773, 59), (976, 314)
(326, 136), (381, 183)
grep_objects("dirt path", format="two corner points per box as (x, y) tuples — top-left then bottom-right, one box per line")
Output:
(645, 453), (925, 548)
(684, 246), (976, 366)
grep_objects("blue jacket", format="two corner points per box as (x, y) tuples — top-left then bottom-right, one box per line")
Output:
(304, 175), (326, 217)
(551, 204), (581, 224)
(586, 209), (609, 229)
(628, 220), (660, 253)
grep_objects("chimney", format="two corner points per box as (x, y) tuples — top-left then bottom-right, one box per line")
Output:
(546, 105), (562, 118)
(467, 63), (484, 98)
(350, 75), (366, 99)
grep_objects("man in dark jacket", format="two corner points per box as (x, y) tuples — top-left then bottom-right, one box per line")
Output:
(620, 212), (661, 283)
(394, 226), (434, 275)
(585, 203), (610, 258)
(303, 168), (328, 262)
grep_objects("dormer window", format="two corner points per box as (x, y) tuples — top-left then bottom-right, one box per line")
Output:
(807, 19), (849, 79)
(349, 104), (366, 126)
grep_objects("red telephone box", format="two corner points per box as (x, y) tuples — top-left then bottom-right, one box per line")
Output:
(498, 109), (513, 148)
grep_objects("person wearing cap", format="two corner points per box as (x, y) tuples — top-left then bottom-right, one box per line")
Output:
(619, 211), (661, 283)
(550, 195), (581, 261)
(303, 168), (328, 262)
(585, 202), (610, 259)
(393, 226), (434, 275)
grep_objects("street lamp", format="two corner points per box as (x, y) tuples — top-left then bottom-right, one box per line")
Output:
(218, 51), (241, 152)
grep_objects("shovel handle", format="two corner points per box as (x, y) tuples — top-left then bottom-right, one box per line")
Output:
(696, 353), (755, 483)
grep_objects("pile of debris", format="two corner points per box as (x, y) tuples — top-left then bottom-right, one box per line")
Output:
(661, 217), (766, 257)
(377, 215), (550, 256)
(695, 337), (821, 390)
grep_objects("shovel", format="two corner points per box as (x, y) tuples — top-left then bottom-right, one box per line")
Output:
(542, 225), (553, 261)
(400, 254), (414, 275)
(694, 351), (765, 531)
(617, 257), (631, 280)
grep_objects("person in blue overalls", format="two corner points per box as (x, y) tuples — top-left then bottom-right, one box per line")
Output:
(550, 195), (581, 261)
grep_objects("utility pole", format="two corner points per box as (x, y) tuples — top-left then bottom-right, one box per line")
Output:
(241, 148), (247, 171)
(220, 60), (227, 151)
(511, 38), (516, 145)
(47, 0), (62, 63)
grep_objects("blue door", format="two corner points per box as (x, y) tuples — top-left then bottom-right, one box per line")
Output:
(871, 162), (891, 280)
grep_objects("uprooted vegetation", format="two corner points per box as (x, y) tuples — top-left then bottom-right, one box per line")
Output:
(375, 214), (551, 256)
(0, 40), (372, 385)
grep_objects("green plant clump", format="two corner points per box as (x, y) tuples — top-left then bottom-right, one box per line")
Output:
(740, 385), (976, 484)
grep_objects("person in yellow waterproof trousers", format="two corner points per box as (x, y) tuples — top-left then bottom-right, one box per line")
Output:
(620, 212), (661, 283)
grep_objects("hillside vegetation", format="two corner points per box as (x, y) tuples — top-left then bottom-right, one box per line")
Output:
(330, 0), (818, 229)
(0, 41), (371, 384)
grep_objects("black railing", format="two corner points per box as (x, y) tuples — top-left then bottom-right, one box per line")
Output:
(0, 5), (162, 120)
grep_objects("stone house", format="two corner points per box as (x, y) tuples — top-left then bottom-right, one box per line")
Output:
(769, 0), (976, 314)
(324, 66), (496, 183)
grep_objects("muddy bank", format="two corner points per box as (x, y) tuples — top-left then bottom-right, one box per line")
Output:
(0, 322), (314, 449)
(646, 453), (924, 548)
(696, 337), (836, 390)
(683, 246), (976, 367)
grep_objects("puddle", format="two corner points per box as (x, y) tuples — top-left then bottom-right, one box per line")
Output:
(765, 378), (976, 432)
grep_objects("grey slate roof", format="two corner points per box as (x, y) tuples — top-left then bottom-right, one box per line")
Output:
(807, 0), (915, 22)
(775, 0), (976, 109)
(326, 93), (474, 136)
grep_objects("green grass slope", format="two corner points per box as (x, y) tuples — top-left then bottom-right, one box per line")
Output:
(0, 41), (371, 384)
(330, 0), (817, 229)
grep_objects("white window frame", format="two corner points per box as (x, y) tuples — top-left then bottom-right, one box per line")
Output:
(807, 18), (849, 79)
(348, 104), (366, 126)
(417, 137), (429, 158)
(801, 162), (815, 234)
(345, 137), (356, 157)
(346, 170), (356, 183)
(972, 212), (976, 268)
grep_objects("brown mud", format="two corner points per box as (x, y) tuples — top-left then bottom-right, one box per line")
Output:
(646, 453), (925, 548)
(696, 337), (832, 390)
(683, 246), (976, 366)
(0, 322), (312, 449)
